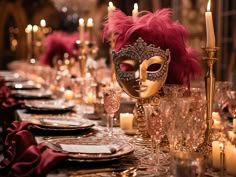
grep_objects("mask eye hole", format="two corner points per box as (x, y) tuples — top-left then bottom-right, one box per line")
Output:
(119, 63), (135, 72)
(147, 63), (161, 72)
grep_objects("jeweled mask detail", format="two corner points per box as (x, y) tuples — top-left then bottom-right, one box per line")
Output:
(113, 37), (170, 82)
(112, 37), (171, 99)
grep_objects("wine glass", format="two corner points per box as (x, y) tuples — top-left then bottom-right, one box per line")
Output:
(143, 103), (168, 175)
(103, 87), (121, 137)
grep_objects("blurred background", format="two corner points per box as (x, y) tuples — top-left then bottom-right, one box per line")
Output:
(0, 0), (235, 82)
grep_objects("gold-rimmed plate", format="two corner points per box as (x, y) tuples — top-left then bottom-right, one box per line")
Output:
(46, 137), (134, 162)
(29, 117), (95, 130)
(24, 100), (75, 113)
(12, 90), (52, 99)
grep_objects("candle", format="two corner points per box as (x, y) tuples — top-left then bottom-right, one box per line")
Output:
(212, 112), (221, 121)
(213, 119), (222, 129)
(25, 24), (32, 59)
(212, 141), (223, 169)
(87, 18), (94, 43)
(64, 89), (74, 101)
(32, 25), (39, 41)
(225, 142), (236, 175)
(79, 18), (85, 43)
(233, 119), (236, 133)
(86, 92), (96, 104)
(132, 3), (138, 18)
(40, 19), (46, 28)
(205, 0), (215, 48)
(120, 113), (134, 130)
(108, 1), (115, 16)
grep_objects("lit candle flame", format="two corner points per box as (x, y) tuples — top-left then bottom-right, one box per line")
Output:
(87, 18), (93, 27)
(79, 18), (84, 26)
(109, 1), (114, 8)
(33, 25), (38, 32)
(134, 3), (138, 11)
(207, 0), (211, 12)
(40, 19), (46, 27)
(25, 24), (32, 33)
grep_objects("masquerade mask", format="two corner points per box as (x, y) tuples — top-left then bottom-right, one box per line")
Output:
(113, 37), (171, 99)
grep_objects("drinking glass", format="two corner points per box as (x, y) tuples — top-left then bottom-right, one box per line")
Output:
(143, 103), (168, 175)
(215, 81), (232, 112)
(103, 87), (121, 136)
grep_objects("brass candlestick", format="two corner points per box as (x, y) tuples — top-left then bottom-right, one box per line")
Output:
(76, 40), (87, 77)
(109, 33), (116, 82)
(198, 46), (219, 156)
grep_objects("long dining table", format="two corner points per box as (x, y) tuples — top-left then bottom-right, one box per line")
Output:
(1, 70), (233, 177)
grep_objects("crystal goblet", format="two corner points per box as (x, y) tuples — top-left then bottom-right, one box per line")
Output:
(103, 87), (121, 137)
(143, 103), (168, 175)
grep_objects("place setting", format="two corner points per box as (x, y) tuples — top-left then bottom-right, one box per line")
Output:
(12, 89), (53, 99)
(40, 136), (135, 163)
(23, 99), (75, 113)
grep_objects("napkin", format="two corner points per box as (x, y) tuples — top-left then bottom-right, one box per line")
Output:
(0, 121), (67, 177)
(0, 78), (22, 139)
(60, 144), (119, 154)
(0, 78), (20, 109)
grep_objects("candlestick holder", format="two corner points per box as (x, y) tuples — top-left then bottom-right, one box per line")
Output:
(109, 33), (116, 83)
(198, 46), (219, 157)
(75, 40), (87, 77)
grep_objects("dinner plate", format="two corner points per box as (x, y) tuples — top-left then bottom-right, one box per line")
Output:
(28, 116), (95, 130)
(46, 137), (134, 162)
(7, 81), (41, 90)
(24, 100), (75, 113)
(12, 90), (52, 99)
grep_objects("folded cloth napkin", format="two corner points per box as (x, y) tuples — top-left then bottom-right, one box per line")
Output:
(0, 121), (67, 177)
(0, 77), (20, 109)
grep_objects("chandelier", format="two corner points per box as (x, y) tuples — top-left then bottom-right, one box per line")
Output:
(51, 0), (98, 15)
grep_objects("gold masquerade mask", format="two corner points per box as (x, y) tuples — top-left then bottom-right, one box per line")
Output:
(113, 37), (171, 99)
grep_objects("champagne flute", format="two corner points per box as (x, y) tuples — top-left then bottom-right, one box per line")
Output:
(103, 87), (121, 136)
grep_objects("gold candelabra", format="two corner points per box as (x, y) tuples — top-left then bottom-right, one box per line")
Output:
(198, 46), (219, 156)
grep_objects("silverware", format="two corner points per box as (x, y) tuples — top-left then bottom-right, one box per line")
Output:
(67, 166), (137, 176)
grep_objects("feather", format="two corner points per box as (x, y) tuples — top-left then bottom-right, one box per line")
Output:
(103, 8), (202, 84)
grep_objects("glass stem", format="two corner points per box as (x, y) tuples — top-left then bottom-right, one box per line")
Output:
(107, 113), (114, 136)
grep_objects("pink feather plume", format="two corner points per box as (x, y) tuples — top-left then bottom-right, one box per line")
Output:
(103, 8), (202, 84)
(39, 31), (89, 67)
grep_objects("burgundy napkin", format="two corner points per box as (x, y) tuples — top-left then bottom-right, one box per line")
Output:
(0, 121), (67, 177)
(0, 78), (20, 109)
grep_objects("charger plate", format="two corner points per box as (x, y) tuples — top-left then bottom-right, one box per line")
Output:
(46, 137), (134, 162)
(24, 100), (75, 112)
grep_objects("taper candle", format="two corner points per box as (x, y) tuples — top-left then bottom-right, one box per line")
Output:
(79, 18), (85, 43)
(25, 24), (32, 59)
(108, 1), (115, 16)
(132, 3), (138, 18)
(87, 18), (94, 43)
(205, 0), (215, 48)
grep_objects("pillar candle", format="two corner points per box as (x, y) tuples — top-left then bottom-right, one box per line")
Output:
(225, 142), (236, 175)
(79, 18), (85, 43)
(86, 92), (96, 104)
(120, 113), (134, 130)
(212, 141), (223, 169)
(212, 112), (221, 121)
(233, 119), (236, 133)
(64, 89), (74, 101)
(205, 0), (215, 48)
